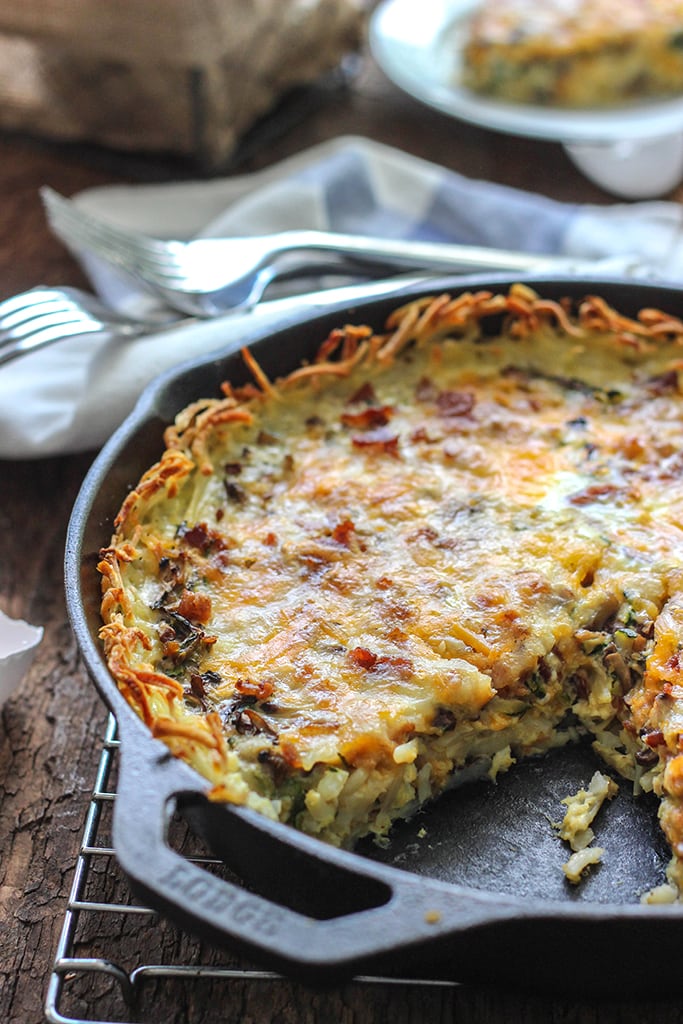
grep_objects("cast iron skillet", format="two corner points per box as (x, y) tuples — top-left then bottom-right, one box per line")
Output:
(65, 275), (683, 996)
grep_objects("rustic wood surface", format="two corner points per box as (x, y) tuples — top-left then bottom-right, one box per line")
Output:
(1, 47), (683, 1024)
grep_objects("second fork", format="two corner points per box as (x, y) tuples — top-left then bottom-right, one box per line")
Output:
(0, 287), (173, 367)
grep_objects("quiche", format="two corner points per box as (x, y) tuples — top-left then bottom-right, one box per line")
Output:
(461, 0), (683, 107)
(98, 284), (683, 899)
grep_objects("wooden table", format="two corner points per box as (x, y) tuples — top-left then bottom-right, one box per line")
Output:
(2, 49), (683, 1024)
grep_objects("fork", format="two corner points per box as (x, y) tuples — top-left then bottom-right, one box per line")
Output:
(0, 286), (178, 367)
(41, 186), (580, 318)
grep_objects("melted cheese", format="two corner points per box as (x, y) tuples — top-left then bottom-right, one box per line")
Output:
(99, 285), (683, 893)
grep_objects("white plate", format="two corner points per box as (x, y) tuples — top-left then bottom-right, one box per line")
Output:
(368, 0), (683, 144)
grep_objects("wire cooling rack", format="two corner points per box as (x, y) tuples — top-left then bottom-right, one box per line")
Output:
(44, 714), (458, 1024)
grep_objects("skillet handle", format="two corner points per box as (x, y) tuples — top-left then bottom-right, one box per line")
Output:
(113, 714), (520, 983)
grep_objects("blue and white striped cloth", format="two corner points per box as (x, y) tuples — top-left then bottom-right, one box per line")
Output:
(4, 135), (683, 457)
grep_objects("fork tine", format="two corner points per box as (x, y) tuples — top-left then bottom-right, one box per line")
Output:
(0, 285), (152, 367)
(41, 188), (371, 315)
(0, 291), (103, 346)
(0, 314), (109, 367)
(0, 309), (84, 340)
(41, 188), (183, 285)
(0, 286), (123, 335)
(41, 187), (167, 255)
(0, 286), (75, 322)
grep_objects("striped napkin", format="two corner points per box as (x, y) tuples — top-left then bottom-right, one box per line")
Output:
(3, 134), (683, 458)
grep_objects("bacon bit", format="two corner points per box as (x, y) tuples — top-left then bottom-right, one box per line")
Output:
(350, 646), (377, 669)
(332, 519), (356, 546)
(646, 369), (680, 395)
(642, 728), (666, 748)
(349, 647), (413, 676)
(234, 677), (274, 701)
(257, 429), (277, 445)
(347, 381), (377, 405)
(263, 532), (278, 546)
(224, 480), (246, 504)
(415, 376), (438, 402)
(179, 522), (212, 550)
(569, 483), (622, 505)
(351, 427), (399, 455)
(376, 576), (393, 589)
(177, 589), (212, 624)
(341, 405), (393, 429)
(636, 746), (660, 767)
(189, 673), (207, 699)
(436, 390), (475, 418)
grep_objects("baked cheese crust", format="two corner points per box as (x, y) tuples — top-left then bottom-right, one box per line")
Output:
(99, 284), (683, 896)
(462, 0), (683, 107)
